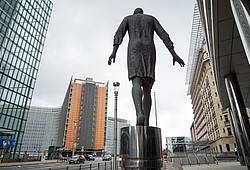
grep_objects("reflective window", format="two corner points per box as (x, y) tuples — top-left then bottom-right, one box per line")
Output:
(0, 0), (52, 159)
(231, 0), (250, 64)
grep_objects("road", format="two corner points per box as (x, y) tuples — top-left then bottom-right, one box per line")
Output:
(0, 160), (112, 170)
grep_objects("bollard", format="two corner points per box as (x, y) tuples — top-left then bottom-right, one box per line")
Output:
(49, 168), (51, 170)
(98, 162), (100, 170)
(66, 166), (68, 170)
(90, 163), (92, 170)
(79, 164), (81, 170)
(110, 161), (112, 170)
(104, 161), (106, 170)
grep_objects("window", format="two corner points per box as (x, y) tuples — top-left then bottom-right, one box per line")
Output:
(226, 144), (230, 152)
(224, 115), (229, 122)
(228, 128), (232, 135)
(219, 145), (223, 153)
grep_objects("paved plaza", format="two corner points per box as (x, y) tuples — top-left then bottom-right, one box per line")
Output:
(0, 160), (248, 170)
(182, 161), (247, 170)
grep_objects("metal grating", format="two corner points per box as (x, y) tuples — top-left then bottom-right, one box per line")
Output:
(186, 4), (205, 95)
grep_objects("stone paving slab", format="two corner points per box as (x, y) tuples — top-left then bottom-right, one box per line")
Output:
(163, 161), (183, 170)
(182, 161), (247, 170)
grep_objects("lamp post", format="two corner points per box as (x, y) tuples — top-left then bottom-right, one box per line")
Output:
(113, 82), (120, 170)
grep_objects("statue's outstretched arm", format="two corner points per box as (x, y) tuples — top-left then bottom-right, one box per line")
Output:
(108, 45), (119, 65)
(108, 17), (128, 65)
(154, 18), (185, 67)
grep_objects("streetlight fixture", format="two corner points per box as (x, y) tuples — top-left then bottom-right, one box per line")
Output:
(113, 82), (120, 170)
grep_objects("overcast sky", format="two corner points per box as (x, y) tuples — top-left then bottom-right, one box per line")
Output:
(31, 0), (196, 147)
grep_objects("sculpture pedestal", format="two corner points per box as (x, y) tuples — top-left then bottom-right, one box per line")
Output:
(120, 126), (163, 170)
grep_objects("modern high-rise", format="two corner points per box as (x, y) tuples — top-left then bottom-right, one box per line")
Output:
(0, 0), (52, 159)
(197, 0), (250, 167)
(105, 116), (130, 155)
(21, 106), (61, 155)
(190, 122), (196, 142)
(58, 77), (108, 154)
(189, 47), (235, 152)
(187, 5), (235, 153)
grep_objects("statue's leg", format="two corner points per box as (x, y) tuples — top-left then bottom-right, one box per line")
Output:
(132, 77), (145, 126)
(142, 78), (153, 126)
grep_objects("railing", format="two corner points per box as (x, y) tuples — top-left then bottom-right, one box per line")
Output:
(167, 150), (222, 167)
(213, 154), (219, 165)
(186, 152), (191, 166)
(195, 153), (200, 166)
(204, 152), (209, 165)
(48, 161), (112, 170)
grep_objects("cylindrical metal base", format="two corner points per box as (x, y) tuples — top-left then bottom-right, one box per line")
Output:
(120, 126), (163, 169)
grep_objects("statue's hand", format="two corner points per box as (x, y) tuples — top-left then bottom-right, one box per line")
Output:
(173, 54), (185, 67)
(108, 53), (116, 65)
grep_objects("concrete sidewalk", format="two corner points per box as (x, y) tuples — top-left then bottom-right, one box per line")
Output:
(163, 161), (183, 170)
(182, 161), (247, 170)
(0, 159), (60, 167)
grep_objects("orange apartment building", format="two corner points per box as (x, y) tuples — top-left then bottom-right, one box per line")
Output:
(58, 77), (108, 154)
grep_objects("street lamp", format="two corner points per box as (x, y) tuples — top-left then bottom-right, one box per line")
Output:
(113, 82), (120, 170)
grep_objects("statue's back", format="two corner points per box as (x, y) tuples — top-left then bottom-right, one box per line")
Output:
(126, 14), (155, 43)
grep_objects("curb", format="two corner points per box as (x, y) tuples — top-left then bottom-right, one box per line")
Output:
(0, 160), (60, 167)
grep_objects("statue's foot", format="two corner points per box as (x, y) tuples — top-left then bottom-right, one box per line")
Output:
(136, 115), (145, 126)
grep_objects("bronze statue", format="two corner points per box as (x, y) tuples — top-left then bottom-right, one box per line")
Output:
(108, 8), (185, 126)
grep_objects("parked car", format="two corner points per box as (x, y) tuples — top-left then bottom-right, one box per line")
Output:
(86, 154), (95, 161)
(102, 154), (112, 161)
(68, 155), (85, 164)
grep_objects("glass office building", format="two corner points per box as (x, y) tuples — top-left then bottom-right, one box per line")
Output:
(21, 106), (61, 156)
(0, 0), (52, 160)
(105, 117), (130, 155)
(166, 137), (192, 153)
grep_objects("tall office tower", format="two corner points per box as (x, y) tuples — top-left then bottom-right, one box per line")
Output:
(21, 106), (61, 155)
(105, 117), (130, 155)
(0, 0), (52, 159)
(197, 0), (250, 167)
(190, 122), (196, 142)
(189, 48), (235, 152)
(58, 77), (108, 154)
(186, 4), (208, 143)
(186, 5), (235, 152)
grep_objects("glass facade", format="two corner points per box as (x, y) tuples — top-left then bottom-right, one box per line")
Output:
(105, 117), (130, 155)
(21, 106), (61, 155)
(230, 0), (250, 64)
(166, 137), (192, 153)
(0, 0), (52, 160)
